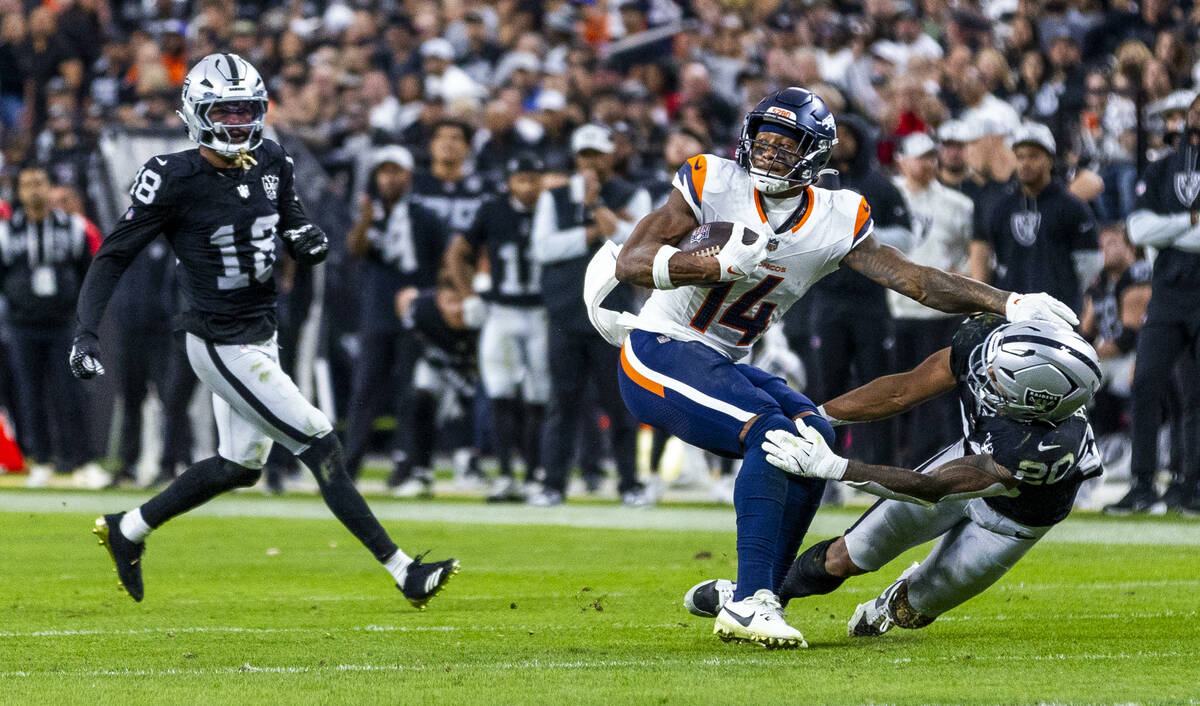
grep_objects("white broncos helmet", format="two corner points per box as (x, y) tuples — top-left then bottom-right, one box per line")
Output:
(177, 53), (268, 156)
(968, 321), (1102, 423)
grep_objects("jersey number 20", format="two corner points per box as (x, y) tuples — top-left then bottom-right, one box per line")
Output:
(689, 276), (783, 346)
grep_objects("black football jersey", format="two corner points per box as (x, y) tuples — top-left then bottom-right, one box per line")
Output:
(1132, 148), (1200, 318)
(410, 170), (491, 236)
(76, 140), (312, 344)
(949, 314), (1102, 526)
(462, 196), (540, 306)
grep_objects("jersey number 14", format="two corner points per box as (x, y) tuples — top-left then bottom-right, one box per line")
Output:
(689, 276), (783, 346)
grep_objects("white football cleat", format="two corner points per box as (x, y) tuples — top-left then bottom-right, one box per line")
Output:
(848, 562), (920, 637)
(684, 578), (735, 618)
(714, 589), (806, 648)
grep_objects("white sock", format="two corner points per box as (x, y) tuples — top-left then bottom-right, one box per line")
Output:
(384, 549), (413, 583)
(119, 508), (152, 543)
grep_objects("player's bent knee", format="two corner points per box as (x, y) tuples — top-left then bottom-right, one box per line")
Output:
(299, 432), (345, 484)
(220, 459), (262, 488)
(825, 536), (867, 577)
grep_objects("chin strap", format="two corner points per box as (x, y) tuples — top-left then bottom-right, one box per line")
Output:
(231, 149), (258, 170)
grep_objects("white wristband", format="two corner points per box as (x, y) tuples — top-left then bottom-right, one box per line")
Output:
(652, 245), (680, 290)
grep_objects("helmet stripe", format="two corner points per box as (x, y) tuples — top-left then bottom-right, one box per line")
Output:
(223, 54), (240, 82)
(1000, 334), (1102, 381)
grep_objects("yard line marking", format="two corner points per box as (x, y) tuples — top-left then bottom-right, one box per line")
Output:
(0, 650), (1195, 679)
(2, 491), (1199, 546)
(2, 610), (1196, 641)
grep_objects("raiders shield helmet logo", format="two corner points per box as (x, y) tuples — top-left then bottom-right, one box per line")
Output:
(262, 174), (279, 202)
(1024, 388), (1063, 413)
(1010, 211), (1041, 247)
(1174, 170), (1200, 207)
(236, 184), (250, 199)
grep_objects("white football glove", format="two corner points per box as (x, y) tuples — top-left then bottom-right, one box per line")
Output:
(1005, 292), (1078, 328)
(461, 295), (488, 329)
(762, 427), (848, 480)
(716, 223), (769, 281)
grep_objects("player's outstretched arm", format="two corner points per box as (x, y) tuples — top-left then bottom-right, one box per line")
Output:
(614, 190), (718, 288)
(763, 427), (1019, 506)
(821, 348), (955, 424)
(842, 235), (1080, 327)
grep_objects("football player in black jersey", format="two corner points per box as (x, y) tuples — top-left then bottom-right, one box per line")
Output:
(682, 315), (1103, 638)
(443, 153), (547, 502)
(69, 54), (458, 607)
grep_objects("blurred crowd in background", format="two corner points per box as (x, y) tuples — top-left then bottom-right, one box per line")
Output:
(0, 0), (1196, 514)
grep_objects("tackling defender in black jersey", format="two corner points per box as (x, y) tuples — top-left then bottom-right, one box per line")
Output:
(684, 315), (1103, 638)
(71, 53), (458, 607)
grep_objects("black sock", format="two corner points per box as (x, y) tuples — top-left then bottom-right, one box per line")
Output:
(779, 537), (846, 604)
(649, 427), (670, 473)
(523, 403), (544, 474)
(300, 434), (398, 563)
(140, 456), (260, 528)
(491, 397), (522, 478)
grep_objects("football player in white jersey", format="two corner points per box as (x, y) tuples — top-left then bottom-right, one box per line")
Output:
(584, 87), (1079, 648)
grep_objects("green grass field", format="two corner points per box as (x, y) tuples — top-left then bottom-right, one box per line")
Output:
(1, 489), (1198, 705)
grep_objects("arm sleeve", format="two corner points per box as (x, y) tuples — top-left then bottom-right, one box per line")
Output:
(74, 202), (170, 336)
(1127, 209), (1191, 247)
(610, 188), (652, 244)
(277, 153), (312, 233)
(531, 189), (588, 264)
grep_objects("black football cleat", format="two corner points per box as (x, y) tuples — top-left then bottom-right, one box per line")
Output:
(1103, 484), (1160, 515)
(93, 513), (145, 602)
(396, 552), (460, 610)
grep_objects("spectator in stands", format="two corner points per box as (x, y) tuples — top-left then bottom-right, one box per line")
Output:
(0, 165), (103, 487)
(890, 132), (974, 467)
(531, 124), (651, 507)
(1074, 70), (1138, 222)
(971, 123), (1099, 316)
(0, 12), (27, 130)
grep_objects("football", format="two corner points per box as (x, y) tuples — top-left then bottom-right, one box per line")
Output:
(677, 221), (760, 257)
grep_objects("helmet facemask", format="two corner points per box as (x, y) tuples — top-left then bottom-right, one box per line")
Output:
(180, 97), (267, 157)
(739, 120), (836, 194)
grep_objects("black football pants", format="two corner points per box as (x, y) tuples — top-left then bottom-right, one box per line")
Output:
(1130, 310), (1200, 499)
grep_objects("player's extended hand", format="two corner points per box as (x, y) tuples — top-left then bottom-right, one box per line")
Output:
(282, 224), (329, 264)
(1005, 292), (1078, 328)
(716, 223), (769, 281)
(763, 427), (848, 480)
(69, 332), (105, 379)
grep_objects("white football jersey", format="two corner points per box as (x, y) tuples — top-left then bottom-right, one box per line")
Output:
(629, 154), (874, 360)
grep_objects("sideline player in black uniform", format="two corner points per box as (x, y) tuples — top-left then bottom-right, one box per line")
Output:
(683, 315), (1102, 638)
(443, 153), (548, 502)
(70, 53), (458, 606)
(1114, 92), (1200, 514)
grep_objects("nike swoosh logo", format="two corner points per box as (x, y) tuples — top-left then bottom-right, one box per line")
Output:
(155, 157), (167, 166)
(726, 266), (738, 275)
(1037, 441), (1060, 451)
(723, 607), (755, 627)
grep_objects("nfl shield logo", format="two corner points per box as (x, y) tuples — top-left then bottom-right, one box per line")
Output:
(1010, 211), (1041, 247)
(262, 174), (279, 202)
(237, 184), (250, 199)
(1174, 171), (1200, 207)
(766, 237), (779, 252)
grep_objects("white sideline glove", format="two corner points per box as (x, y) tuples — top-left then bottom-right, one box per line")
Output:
(716, 223), (769, 281)
(1005, 292), (1078, 328)
(762, 427), (848, 480)
(461, 295), (488, 329)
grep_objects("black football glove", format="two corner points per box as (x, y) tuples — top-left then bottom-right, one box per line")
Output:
(282, 224), (329, 264)
(69, 332), (105, 379)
